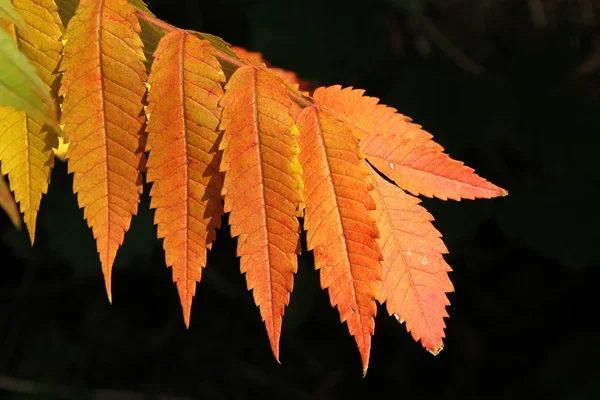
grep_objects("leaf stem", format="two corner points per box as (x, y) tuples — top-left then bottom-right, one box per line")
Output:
(133, 9), (313, 108)
(133, 9), (177, 33)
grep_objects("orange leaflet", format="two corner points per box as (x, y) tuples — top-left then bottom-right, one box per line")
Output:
(313, 85), (507, 200)
(145, 30), (225, 326)
(59, 0), (147, 301)
(296, 106), (382, 375)
(367, 163), (453, 354)
(219, 65), (304, 360)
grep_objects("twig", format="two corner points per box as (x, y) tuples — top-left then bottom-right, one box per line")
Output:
(133, 9), (177, 33)
(579, 0), (596, 27)
(527, 0), (548, 30)
(0, 375), (191, 400)
(421, 17), (485, 76)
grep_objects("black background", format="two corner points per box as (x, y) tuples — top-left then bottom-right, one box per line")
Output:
(1, 0), (599, 399)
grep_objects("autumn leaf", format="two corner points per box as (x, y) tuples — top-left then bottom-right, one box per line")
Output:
(0, 8), (59, 134)
(0, 0), (510, 375)
(145, 29), (225, 326)
(313, 85), (507, 200)
(219, 65), (304, 361)
(59, 0), (147, 301)
(0, 0), (63, 243)
(296, 105), (382, 375)
(0, 173), (21, 228)
(367, 162), (453, 354)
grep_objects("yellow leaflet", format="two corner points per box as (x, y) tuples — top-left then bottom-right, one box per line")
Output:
(0, 0), (63, 243)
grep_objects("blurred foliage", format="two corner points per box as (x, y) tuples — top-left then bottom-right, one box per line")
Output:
(0, 0), (599, 398)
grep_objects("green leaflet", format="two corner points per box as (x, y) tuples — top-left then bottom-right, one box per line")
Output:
(0, 26), (59, 132)
(0, 0), (25, 29)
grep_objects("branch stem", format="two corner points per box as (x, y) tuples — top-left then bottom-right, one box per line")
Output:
(133, 9), (177, 33)
(133, 9), (314, 108)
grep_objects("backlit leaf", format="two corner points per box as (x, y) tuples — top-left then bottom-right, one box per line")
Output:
(313, 85), (507, 200)
(0, 21), (58, 134)
(59, 0), (147, 301)
(219, 65), (303, 360)
(296, 106), (382, 375)
(146, 30), (225, 326)
(0, 0), (63, 243)
(367, 163), (453, 354)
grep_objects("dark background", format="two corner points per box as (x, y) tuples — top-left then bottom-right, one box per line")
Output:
(1, 0), (599, 398)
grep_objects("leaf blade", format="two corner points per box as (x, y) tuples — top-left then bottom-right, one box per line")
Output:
(313, 85), (507, 201)
(0, 21), (58, 133)
(296, 106), (382, 375)
(145, 30), (225, 326)
(59, 0), (147, 300)
(0, 0), (64, 243)
(368, 163), (453, 354)
(219, 65), (303, 361)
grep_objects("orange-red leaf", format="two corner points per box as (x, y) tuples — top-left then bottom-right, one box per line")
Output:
(313, 85), (507, 200)
(368, 163), (453, 354)
(219, 65), (303, 360)
(0, 172), (21, 228)
(145, 30), (225, 326)
(296, 106), (382, 375)
(59, 0), (147, 301)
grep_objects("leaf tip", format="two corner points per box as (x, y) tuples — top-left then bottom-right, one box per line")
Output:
(52, 136), (70, 161)
(269, 337), (281, 364)
(26, 223), (35, 246)
(176, 282), (194, 329)
(427, 343), (444, 356)
(103, 271), (112, 304)
(181, 302), (191, 329)
(392, 313), (405, 324)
